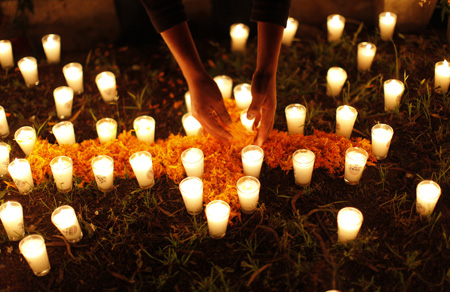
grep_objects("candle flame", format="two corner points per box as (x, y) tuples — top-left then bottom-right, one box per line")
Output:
(444, 60), (448, 66)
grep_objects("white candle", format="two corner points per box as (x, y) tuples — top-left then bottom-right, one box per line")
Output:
(230, 23), (249, 53)
(336, 105), (358, 138)
(344, 147), (368, 185)
(383, 79), (404, 111)
(233, 83), (252, 110)
(181, 148), (204, 178)
(236, 176), (260, 214)
(18, 57), (39, 87)
(285, 104), (306, 135)
(379, 12), (397, 41)
(214, 75), (233, 99)
(327, 14), (345, 43)
(0, 201), (24, 241)
(50, 156), (73, 193)
(41, 34), (61, 64)
(96, 118), (117, 144)
(14, 126), (37, 156)
(371, 124), (394, 160)
(63, 62), (84, 94)
(0, 105), (10, 137)
(52, 121), (76, 145)
(179, 176), (204, 215)
(357, 42), (376, 72)
(205, 200), (230, 239)
(91, 155), (114, 192)
(434, 60), (450, 94)
(416, 180), (441, 216)
(182, 113), (202, 136)
(129, 151), (155, 189)
(241, 145), (264, 178)
(0, 40), (14, 69)
(282, 17), (299, 46)
(326, 67), (347, 97)
(185, 91), (192, 113)
(8, 159), (34, 194)
(240, 110), (255, 132)
(19, 234), (51, 276)
(292, 149), (315, 186)
(51, 205), (83, 243)
(95, 71), (118, 103)
(133, 115), (155, 144)
(337, 207), (363, 242)
(0, 142), (10, 176)
(53, 86), (74, 119)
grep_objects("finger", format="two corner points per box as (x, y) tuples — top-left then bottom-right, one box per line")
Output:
(197, 113), (233, 143)
(247, 91), (264, 120)
(212, 100), (232, 125)
(254, 108), (275, 146)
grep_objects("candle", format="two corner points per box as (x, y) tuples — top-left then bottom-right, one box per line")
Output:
(205, 200), (230, 239)
(434, 60), (450, 94)
(236, 176), (260, 214)
(241, 145), (264, 178)
(240, 110), (255, 132)
(19, 234), (51, 276)
(63, 62), (84, 94)
(344, 147), (368, 185)
(214, 75), (233, 99)
(182, 113), (203, 136)
(91, 155), (114, 192)
(181, 148), (204, 178)
(371, 124), (394, 160)
(336, 105), (358, 138)
(285, 104), (306, 135)
(133, 115), (155, 144)
(179, 176), (203, 215)
(0, 105), (10, 137)
(18, 57), (39, 87)
(327, 14), (345, 43)
(95, 71), (118, 103)
(0, 40), (14, 69)
(0, 201), (24, 241)
(96, 118), (117, 143)
(357, 42), (376, 72)
(8, 159), (34, 194)
(50, 156), (73, 193)
(230, 23), (249, 53)
(233, 83), (252, 110)
(326, 67), (347, 97)
(51, 205), (83, 243)
(0, 142), (10, 177)
(41, 34), (61, 64)
(282, 17), (299, 46)
(416, 180), (441, 216)
(129, 151), (155, 189)
(185, 91), (192, 112)
(383, 79), (404, 111)
(52, 121), (76, 145)
(292, 149), (315, 187)
(379, 12), (397, 41)
(53, 86), (74, 119)
(337, 207), (363, 242)
(14, 126), (37, 156)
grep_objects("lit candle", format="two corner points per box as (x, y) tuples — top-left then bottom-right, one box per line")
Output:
(0, 105), (10, 137)
(379, 12), (397, 41)
(416, 180), (441, 216)
(95, 71), (118, 103)
(230, 23), (249, 53)
(133, 115), (155, 144)
(434, 60), (450, 94)
(336, 105), (358, 138)
(185, 91), (192, 112)
(51, 205), (83, 243)
(327, 14), (345, 43)
(96, 118), (117, 144)
(371, 124), (394, 160)
(63, 62), (84, 94)
(240, 110), (255, 132)
(41, 34), (61, 64)
(18, 57), (39, 87)
(357, 42), (376, 72)
(285, 103), (306, 135)
(214, 75), (233, 99)
(53, 86), (74, 119)
(241, 145), (264, 178)
(344, 147), (368, 185)
(8, 159), (34, 194)
(205, 200), (230, 239)
(91, 155), (114, 192)
(233, 83), (252, 110)
(383, 79), (404, 111)
(0, 142), (10, 177)
(0, 201), (24, 241)
(129, 151), (155, 189)
(179, 176), (203, 215)
(181, 148), (204, 178)
(0, 40), (14, 69)
(50, 156), (73, 193)
(14, 126), (36, 156)
(52, 121), (76, 145)
(337, 207), (363, 242)
(236, 176), (260, 214)
(292, 149), (315, 187)
(19, 234), (51, 276)
(326, 67), (347, 97)
(282, 17), (299, 46)
(182, 113), (202, 136)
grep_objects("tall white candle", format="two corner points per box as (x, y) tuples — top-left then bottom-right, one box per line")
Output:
(53, 86), (74, 119)
(240, 110), (255, 132)
(434, 60), (450, 94)
(51, 205), (83, 243)
(214, 75), (233, 99)
(181, 148), (204, 178)
(416, 180), (441, 216)
(0, 201), (24, 241)
(285, 104), (306, 135)
(129, 151), (155, 189)
(233, 83), (252, 110)
(379, 12), (397, 41)
(14, 126), (37, 156)
(282, 17), (299, 46)
(91, 155), (114, 192)
(336, 105), (358, 138)
(326, 67), (347, 97)
(236, 176), (260, 214)
(205, 200), (230, 239)
(0, 40), (14, 69)
(50, 156), (73, 193)
(133, 115), (155, 144)
(357, 42), (376, 72)
(337, 207), (363, 242)
(185, 91), (192, 113)
(230, 23), (249, 53)
(383, 79), (404, 111)
(0, 142), (10, 176)
(241, 145), (264, 178)
(95, 71), (118, 103)
(182, 113), (202, 136)
(371, 124), (394, 160)
(292, 149), (315, 187)
(327, 14), (345, 43)
(8, 159), (34, 194)
(41, 34), (61, 64)
(0, 105), (10, 137)
(179, 176), (204, 215)
(96, 118), (117, 144)
(63, 62), (84, 94)
(19, 234), (51, 276)
(18, 57), (39, 87)
(52, 121), (76, 145)
(344, 147), (368, 185)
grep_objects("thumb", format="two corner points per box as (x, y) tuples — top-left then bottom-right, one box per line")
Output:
(247, 92), (264, 120)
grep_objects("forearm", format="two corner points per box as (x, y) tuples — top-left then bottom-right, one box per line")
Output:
(255, 22), (284, 76)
